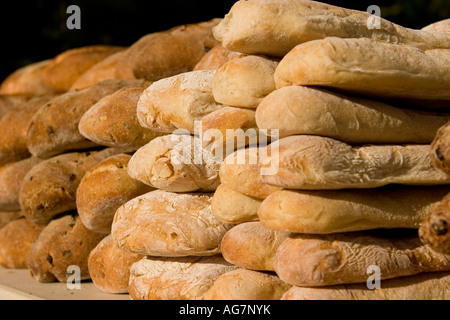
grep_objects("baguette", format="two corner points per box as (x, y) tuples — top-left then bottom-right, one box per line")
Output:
(419, 192), (450, 254)
(274, 37), (450, 102)
(282, 271), (450, 300)
(200, 106), (261, 159)
(112, 190), (233, 257)
(221, 222), (291, 271)
(430, 120), (450, 175)
(211, 184), (262, 224)
(205, 269), (291, 300)
(0, 95), (56, 165)
(256, 86), (450, 142)
(27, 214), (106, 283)
(259, 187), (450, 234)
(260, 135), (450, 190)
(137, 70), (224, 134)
(79, 84), (165, 150)
(212, 55), (278, 108)
(88, 235), (144, 294)
(128, 134), (221, 192)
(41, 45), (125, 92)
(219, 147), (281, 199)
(128, 255), (237, 300)
(0, 60), (55, 95)
(0, 218), (45, 269)
(27, 79), (140, 159)
(19, 148), (123, 225)
(274, 232), (450, 287)
(0, 211), (23, 229)
(422, 19), (450, 34)
(77, 154), (154, 234)
(213, 0), (450, 57)
(194, 45), (243, 71)
(69, 50), (127, 90)
(0, 157), (43, 211)
(132, 19), (221, 81)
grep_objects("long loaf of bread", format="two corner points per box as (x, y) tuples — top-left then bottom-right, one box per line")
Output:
(212, 55), (278, 108)
(282, 271), (450, 300)
(419, 192), (450, 254)
(128, 134), (221, 192)
(260, 135), (450, 190)
(213, 0), (450, 57)
(19, 148), (124, 225)
(79, 84), (165, 151)
(256, 86), (450, 143)
(258, 187), (450, 234)
(274, 37), (450, 102)
(128, 255), (238, 300)
(274, 232), (450, 287)
(137, 70), (224, 134)
(112, 190), (233, 257)
(221, 222), (291, 271)
(205, 268), (291, 300)
(211, 184), (262, 224)
(77, 154), (154, 234)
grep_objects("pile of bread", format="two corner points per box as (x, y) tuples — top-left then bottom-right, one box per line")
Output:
(0, 0), (450, 300)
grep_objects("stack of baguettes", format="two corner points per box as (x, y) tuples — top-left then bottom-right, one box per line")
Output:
(202, 0), (450, 300)
(0, 17), (251, 298)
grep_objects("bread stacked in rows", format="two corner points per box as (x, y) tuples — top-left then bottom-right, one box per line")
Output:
(204, 0), (450, 300)
(0, 0), (450, 301)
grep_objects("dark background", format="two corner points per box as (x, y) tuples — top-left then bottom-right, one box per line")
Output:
(0, 0), (449, 82)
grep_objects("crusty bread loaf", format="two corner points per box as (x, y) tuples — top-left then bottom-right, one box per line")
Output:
(0, 95), (56, 165)
(137, 70), (224, 134)
(256, 86), (450, 143)
(211, 184), (262, 224)
(213, 0), (450, 57)
(194, 45), (243, 71)
(79, 84), (165, 151)
(128, 134), (221, 193)
(88, 234), (144, 294)
(201, 106), (262, 159)
(422, 19), (450, 34)
(259, 187), (450, 234)
(19, 148), (123, 225)
(282, 271), (450, 300)
(41, 45), (125, 92)
(221, 222), (291, 271)
(219, 147), (281, 199)
(27, 79), (139, 159)
(0, 218), (45, 269)
(128, 255), (237, 300)
(0, 60), (55, 95)
(112, 190), (233, 257)
(274, 37), (450, 102)
(0, 157), (43, 211)
(27, 214), (106, 283)
(0, 211), (23, 229)
(77, 153), (154, 234)
(274, 232), (450, 287)
(212, 55), (278, 108)
(419, 192), (450, 254)
(430, 120), (450, 175)
(115, 31), (172, 80)
(69, 50), (127, 90)
(132, 19), (221, 81)
(205, 269), (291, 300)
(260, 135), (450, 190)
(0, 94), (33, 120)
